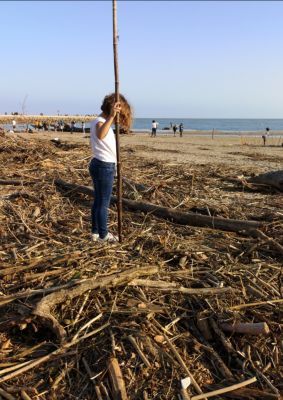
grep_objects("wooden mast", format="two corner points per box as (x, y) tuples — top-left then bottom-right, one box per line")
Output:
(112, 0), (122, 242)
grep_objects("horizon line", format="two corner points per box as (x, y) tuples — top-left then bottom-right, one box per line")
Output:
(136, 117), (283, 120)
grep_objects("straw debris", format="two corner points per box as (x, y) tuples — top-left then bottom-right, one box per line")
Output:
(0, 134), (282, 399)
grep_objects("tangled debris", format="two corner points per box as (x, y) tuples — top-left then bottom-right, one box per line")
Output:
(0, 134), (282, 399)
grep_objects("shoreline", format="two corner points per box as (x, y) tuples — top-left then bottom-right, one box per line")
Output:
(4, 128), (283, 137)
(131, 129), (283, 136)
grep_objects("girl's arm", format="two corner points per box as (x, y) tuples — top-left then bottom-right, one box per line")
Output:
(96, 102), (121, 140)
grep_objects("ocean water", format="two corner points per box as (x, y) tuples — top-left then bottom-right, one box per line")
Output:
(132, 118), (283, 132)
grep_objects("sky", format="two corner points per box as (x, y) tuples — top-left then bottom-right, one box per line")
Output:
(1, 0), (283, 118)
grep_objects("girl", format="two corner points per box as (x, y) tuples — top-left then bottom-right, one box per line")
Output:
(89, 93), (132, 242)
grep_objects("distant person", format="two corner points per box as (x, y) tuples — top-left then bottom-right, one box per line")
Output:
(262, 127), (270, 146)
(179, 123), (184, 137)
(173, 124), (177, 137)
(60, 122), (64, 132)
(151, 120), (158, 137)
(82, 121), (85, 135)
(262, 133), (266, 146)
(12, 120), (16, 131)
(70, 121), (75, 134)
(27, 125), (33, 133)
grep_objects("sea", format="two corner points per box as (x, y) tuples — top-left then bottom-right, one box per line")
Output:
(132, 118), (283, 132)
(3, 118), (283, 134)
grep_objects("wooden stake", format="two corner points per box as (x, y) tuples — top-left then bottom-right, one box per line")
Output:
(113, 0), (122, 242)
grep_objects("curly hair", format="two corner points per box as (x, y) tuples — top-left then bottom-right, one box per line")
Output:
(101, 93), (133, 131)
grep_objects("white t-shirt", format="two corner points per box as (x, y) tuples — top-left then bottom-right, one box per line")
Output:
(90, 116), (116, 163)
(152, 122), (158, 129)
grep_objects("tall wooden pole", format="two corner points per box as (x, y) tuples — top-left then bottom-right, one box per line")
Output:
(113, 0), (122, 242)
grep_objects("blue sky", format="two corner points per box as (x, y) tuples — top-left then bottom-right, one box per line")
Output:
(1, 1), (283, 118)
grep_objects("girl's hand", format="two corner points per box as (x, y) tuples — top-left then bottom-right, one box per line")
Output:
(111, 102), (121, 118)
(96, 101), (121, 139)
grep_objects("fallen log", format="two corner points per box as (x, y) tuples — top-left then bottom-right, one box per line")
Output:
(248, 170), (283, 192)
(33, 265), (158, 342)
(55, 178), (263, 233)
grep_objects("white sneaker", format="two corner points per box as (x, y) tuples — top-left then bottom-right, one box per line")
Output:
(98, 232), (119, 243)
(91, 233), (99, 242)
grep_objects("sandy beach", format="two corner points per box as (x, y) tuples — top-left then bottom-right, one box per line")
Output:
(14, 130), (283, 172)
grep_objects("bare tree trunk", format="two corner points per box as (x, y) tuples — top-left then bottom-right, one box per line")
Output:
(55, 178), (263, 233)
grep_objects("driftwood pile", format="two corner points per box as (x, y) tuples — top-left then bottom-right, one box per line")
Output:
(0, 134), (282, 399)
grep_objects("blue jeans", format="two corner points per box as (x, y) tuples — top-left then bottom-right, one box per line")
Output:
(89, 158), (115, 238)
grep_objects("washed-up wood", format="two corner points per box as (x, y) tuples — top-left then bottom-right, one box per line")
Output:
(0, 179), (35, 186)
(196, 313), (213, 341)
(33, 265), (158, 342)
(122, 177), (151, 193)
(224, 387), (281, 399)
(220, 321), (270, 335)
(180, 388), (191, 400)
(0, 323), (109, 384)
(1, 135), (282, 399)
(251, 229), (283, 257)
(108, 357), (128, 400)
(0, 387), (16, 400)
(128, 278), (232, 296)
(248, 169), (283, 191)
(190, 377), (257, 400)
(55, 178), (263, 233)
(128, 335), (151, 368)
(20, 390), (32, 400)
(190, 335), (233, 380)
(163, 333), (204, 396)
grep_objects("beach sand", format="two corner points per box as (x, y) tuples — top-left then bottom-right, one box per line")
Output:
(14, 130), (283, 172)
